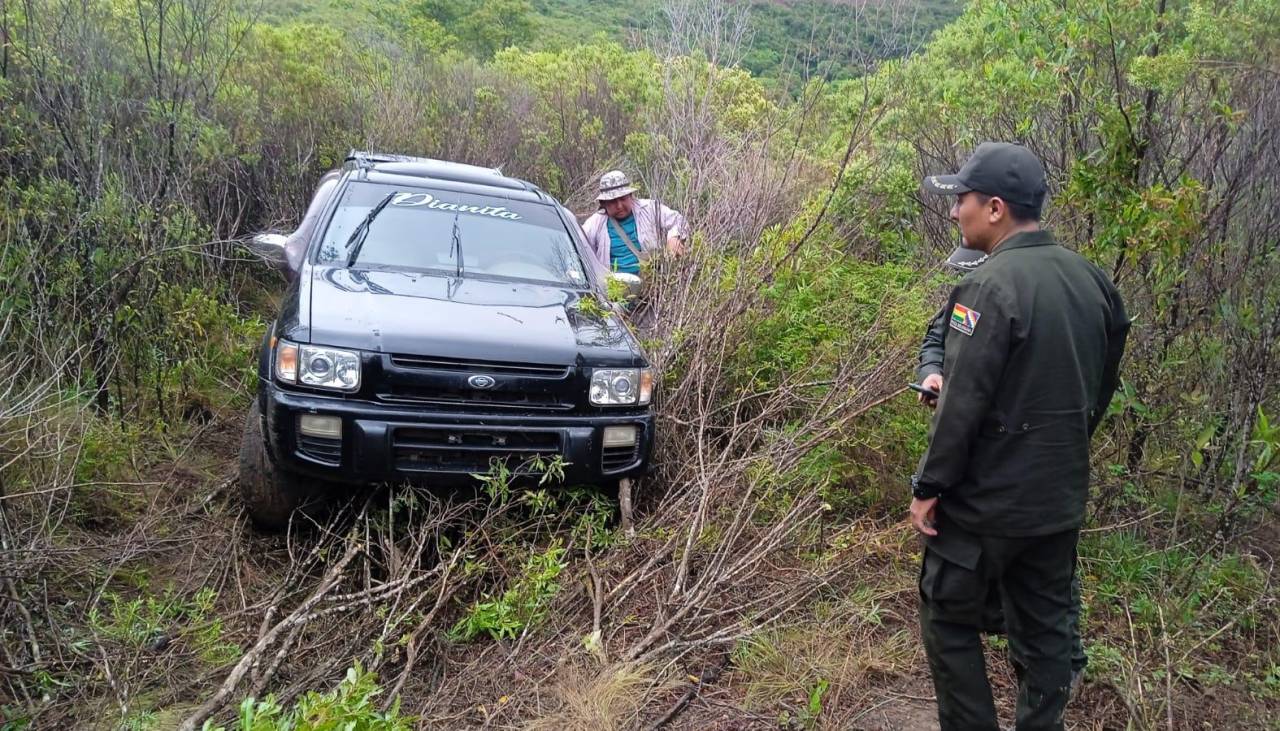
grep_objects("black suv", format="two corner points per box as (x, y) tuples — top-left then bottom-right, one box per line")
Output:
(240, 152), (655, 527)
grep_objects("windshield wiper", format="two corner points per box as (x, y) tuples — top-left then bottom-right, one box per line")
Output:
(344, 192), (397, 267)
(449, 212), (464, 278)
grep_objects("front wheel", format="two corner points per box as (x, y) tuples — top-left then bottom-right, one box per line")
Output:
(238, 400), (307, 530)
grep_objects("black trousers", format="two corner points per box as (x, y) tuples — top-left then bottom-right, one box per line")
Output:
(980, 569), (1086, 673)
(919, 521), (1079, 731)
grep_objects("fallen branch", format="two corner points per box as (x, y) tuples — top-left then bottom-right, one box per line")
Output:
(176, 529), (364, 731)
(646, 653), (730, 730)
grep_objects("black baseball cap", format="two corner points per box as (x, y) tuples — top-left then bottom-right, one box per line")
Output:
(922, 142), (1047, 210)
(945, 246), (988, 273)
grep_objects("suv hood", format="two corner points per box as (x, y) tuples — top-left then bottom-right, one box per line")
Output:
(305, 267), (641, 366)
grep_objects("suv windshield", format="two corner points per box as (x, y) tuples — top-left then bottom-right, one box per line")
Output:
(316, 182), (589, 287)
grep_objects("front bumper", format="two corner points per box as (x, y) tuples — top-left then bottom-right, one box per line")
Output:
(258, 380), (654, 486)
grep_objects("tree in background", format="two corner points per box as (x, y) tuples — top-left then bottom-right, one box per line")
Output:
(407, 0), (536, 58)
(863, 0), (1280, 533)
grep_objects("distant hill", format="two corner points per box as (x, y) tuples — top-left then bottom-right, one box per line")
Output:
(258, 0), (962, 79)
(530, 0), (962, 78)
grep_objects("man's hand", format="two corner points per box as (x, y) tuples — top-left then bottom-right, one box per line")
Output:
(918, 373), (943, 407)
(909, 496), (939, 536)
(665, 234), (687, 256)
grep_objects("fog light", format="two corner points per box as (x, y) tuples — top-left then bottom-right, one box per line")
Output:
(602, 425), (637, 448)
(299, 414), (342, 439)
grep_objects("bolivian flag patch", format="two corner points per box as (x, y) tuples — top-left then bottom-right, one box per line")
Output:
(950, 303), (981, 336)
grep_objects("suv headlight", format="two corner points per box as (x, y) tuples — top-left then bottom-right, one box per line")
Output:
(275, 340), (361, 392)
(590, 368), (653, 406)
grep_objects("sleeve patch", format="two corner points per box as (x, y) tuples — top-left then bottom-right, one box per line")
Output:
(950, 303), (981, 336)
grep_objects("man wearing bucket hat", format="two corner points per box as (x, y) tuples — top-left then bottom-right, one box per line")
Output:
(580, 170), (688, 274)
(908, 142), (1129, 730)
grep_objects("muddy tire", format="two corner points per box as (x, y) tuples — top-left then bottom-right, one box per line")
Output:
(239, 400), (306, 530)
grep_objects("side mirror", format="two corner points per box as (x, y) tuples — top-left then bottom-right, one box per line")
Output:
(608, 271), (643, 296)
(247, 233), (289, 269)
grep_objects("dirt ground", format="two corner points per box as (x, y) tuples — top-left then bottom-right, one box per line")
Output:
(18, 410), (1273, 730)
(80, 415), (946, 729)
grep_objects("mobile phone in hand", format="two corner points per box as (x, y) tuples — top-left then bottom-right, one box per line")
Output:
(909, 382), (939, 399)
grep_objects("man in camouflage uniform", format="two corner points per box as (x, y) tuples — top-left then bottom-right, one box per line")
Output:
(910, 143), (1129, 730)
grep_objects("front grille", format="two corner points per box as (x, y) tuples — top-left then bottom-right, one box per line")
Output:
(381, 354), (576, 412)
(297, 434), (342, 465)
(392, 426), (562, 474)
(390, 354), (570, 378)
(379, 385), (572, 411)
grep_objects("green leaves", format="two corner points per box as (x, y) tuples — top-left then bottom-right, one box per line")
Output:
(1250, 406), (1279, 474)
(89, 586), (241, 668)
(448, 544), (567, 642)
(1190, 421), (1217, 469)
(806, 678), (830, 720)
(204, 664), (412, 731)
(1127, 49), (1194, 92)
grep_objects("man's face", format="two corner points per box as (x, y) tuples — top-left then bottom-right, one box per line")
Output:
(603, 194), (635, 220)
(950, 191), (996, 251)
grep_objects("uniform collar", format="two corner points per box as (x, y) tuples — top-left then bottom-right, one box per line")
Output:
(989, 229), (1055, 257)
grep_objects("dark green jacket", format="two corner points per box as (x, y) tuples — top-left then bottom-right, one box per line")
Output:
(917, 306), (948, 381)
(914, 230), (1129, 537)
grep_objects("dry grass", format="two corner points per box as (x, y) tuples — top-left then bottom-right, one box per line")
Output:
(727, 521), (923, 718)
(523, 661), (670, 731)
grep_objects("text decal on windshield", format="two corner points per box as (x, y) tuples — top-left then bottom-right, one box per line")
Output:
(390, 192), (522, 220)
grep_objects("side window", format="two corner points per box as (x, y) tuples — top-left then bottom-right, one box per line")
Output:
(560, 203), (608, 290)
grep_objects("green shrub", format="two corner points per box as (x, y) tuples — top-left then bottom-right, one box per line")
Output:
(1081, 530), (1273, 693)
(738, 225), (928, 390)
(202, 665), (412, 731)
(89, 586), (241, 668)
(449, 543), (567, 642)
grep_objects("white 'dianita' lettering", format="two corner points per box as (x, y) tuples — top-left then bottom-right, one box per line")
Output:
(390, 191), (521, 220)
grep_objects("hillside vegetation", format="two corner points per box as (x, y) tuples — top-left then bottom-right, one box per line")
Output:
(260, 0), (962, 79)
(1, 0), (1278, 729)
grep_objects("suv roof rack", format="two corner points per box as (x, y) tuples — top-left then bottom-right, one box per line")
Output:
(345, 150), (527, 190)
(345, 150), (432, 168)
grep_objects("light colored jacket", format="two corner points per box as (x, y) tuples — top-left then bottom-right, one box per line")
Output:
(580, 198), (688, 270)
